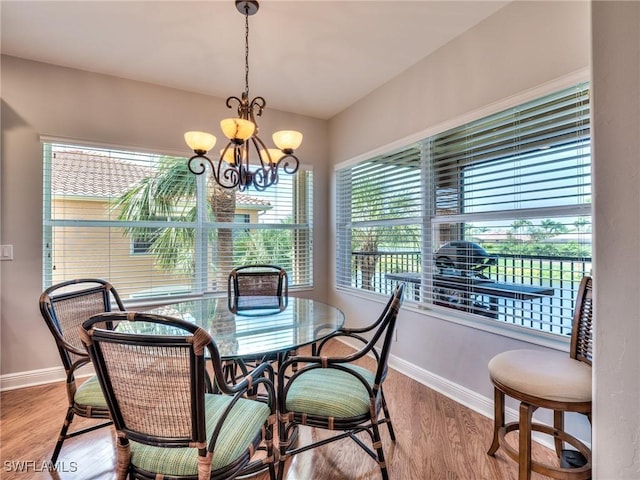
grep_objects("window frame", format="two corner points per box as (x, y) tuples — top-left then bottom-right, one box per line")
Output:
(42, 140), (314, 303)
(335, 76), (591, 346)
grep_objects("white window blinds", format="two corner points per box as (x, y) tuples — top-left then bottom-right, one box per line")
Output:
(336, 146), (423, 294)
(43, 142), (313, 300)
(336, 83), (591, 336)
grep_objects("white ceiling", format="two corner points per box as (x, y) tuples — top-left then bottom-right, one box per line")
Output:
(1, 1), (510, 120)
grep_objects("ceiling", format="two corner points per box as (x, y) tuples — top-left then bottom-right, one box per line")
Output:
(1, 1), (510, 120)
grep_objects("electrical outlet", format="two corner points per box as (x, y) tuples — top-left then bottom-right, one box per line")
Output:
(0, 245), (14, 261)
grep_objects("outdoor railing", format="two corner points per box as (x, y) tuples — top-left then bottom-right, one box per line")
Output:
(350, 250), (592, 335)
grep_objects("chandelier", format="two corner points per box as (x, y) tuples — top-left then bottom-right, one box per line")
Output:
(184, 0), (303, 191)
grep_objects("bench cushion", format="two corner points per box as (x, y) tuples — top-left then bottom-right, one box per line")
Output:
(489, 349), (591, 403)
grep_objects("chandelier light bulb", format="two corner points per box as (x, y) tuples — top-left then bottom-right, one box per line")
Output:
(273, 130), (303, 152)
(220, 118), (256, 143)
(184, 131), (217, 153)
(220, 147), (248, 164)
(260, 148), (284, 165)
(220, 147), (235, 164)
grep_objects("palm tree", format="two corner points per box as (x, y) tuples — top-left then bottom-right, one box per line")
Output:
(208, 180), (236, 289)
(233, 222), (294, 269)
(351, 174), (420, 290)
(113, 155), (237, 291)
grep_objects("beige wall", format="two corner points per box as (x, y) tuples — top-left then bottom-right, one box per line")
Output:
(326, 1), (639, 478)
(2, 1), (638, 477)
(0, 56), (330, 375)
(591, 1), (640, 477)
(329, 1), (590, 164)
(329, 0), (591, 398)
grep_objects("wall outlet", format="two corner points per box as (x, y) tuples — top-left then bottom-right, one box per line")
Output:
(1, 245), (14, 261)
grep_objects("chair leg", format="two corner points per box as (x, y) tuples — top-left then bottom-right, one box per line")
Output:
(277, 451), (287, 480)
(519, 402), (534, 480)
(371, 422), (390, 480)
(115, 439), (131, 480)
(277, 417), (290, 480)
(487, 387), (504, 456)
(267, 461), (276, 480)
(380, 389), (396, 442)
(553, 410), (565, 458)
(51, 407), (75, 463)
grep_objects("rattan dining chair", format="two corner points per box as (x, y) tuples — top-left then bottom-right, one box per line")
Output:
(81, 311), (277, 480)
(226, 265), (289, 381)
(487, 275), (593, 480)
(227, 264), (288, 306)
(39, 278), (126, 463)
(276, 283), (405, 480)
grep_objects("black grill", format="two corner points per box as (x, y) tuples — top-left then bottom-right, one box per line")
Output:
(435, 241), (497, 278)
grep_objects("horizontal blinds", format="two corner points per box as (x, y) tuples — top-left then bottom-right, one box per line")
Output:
(43, 143), (313, 300)
(336, 145), (423, 293)
(433, 83), (590, 216)
(424, 83), (591, 335)
(336, 82), (592, 337)
(433, 85), (590, 165)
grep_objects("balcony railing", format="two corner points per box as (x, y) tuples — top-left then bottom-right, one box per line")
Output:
(350, 251), (592, 335)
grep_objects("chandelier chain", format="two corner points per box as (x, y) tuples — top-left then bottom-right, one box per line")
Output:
(244, 4), (250, 97)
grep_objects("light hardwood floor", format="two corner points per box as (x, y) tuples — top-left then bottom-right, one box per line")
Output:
(1, 342), (560, 479)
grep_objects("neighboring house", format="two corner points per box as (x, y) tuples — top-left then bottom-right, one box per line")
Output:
(48, 150), (271, 298)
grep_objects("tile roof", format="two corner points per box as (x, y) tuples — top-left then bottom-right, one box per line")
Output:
(51, 150), (271, 208)
(52, 150), (151, 197)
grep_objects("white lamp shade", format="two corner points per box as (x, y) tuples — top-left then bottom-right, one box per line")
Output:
(220, 118), (255, 141)
(273, 130), (303, 151)
(184, 131), (216, 152)
(220, 147), (248, 164)
(260, 148), (284, 164)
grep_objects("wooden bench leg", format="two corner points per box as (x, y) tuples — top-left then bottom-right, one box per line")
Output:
(519, 402), (534, 480)
(488, 387), (504, 456)
(554, 410), (565, 458)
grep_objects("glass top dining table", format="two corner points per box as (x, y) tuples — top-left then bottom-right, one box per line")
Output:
(137, 296), (345, 360)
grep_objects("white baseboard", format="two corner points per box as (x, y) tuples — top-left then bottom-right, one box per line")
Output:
(1, 365), (94, 391)
(339, 334), (574, 451)
(1, 342), (588, 452)
(336, 337), (517, 422)
(1, 366), (66, 391)
(389, 353), (502, 420)
(388, 352), (592, 451)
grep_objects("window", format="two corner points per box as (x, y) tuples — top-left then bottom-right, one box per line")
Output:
(336, 83), (591, 336)
(43, 143), (313, 300)
(131, 227), (161, 254)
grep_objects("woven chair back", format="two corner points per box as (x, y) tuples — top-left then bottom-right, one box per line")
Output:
(228, 265), (288, 298)
(39, 278), (125, 371)
(82, 312), (214, 447)
(570, 275), (594, 366)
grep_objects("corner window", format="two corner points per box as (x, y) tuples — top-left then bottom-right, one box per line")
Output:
(336, 83), (591, 336)
(43, 144), (313, 300)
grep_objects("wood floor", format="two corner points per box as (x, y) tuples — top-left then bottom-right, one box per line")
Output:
(1, 342), (560, 480)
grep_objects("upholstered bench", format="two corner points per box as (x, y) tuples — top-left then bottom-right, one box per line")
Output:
(487, 276), (593, 480)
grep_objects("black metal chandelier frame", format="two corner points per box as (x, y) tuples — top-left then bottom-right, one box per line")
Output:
(187, 0), (300, 192)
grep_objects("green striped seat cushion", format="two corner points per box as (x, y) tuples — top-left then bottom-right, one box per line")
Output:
(285, 365), (375, 418)
(129, 394), (270, 476)
(75, 375), (108, 407)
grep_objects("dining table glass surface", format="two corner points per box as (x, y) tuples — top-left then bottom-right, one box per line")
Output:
(120, 296), (345, 360)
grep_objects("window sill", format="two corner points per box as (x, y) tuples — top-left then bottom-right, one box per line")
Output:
(404, 298), (571, 352)
(336, 285), (570, 353)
